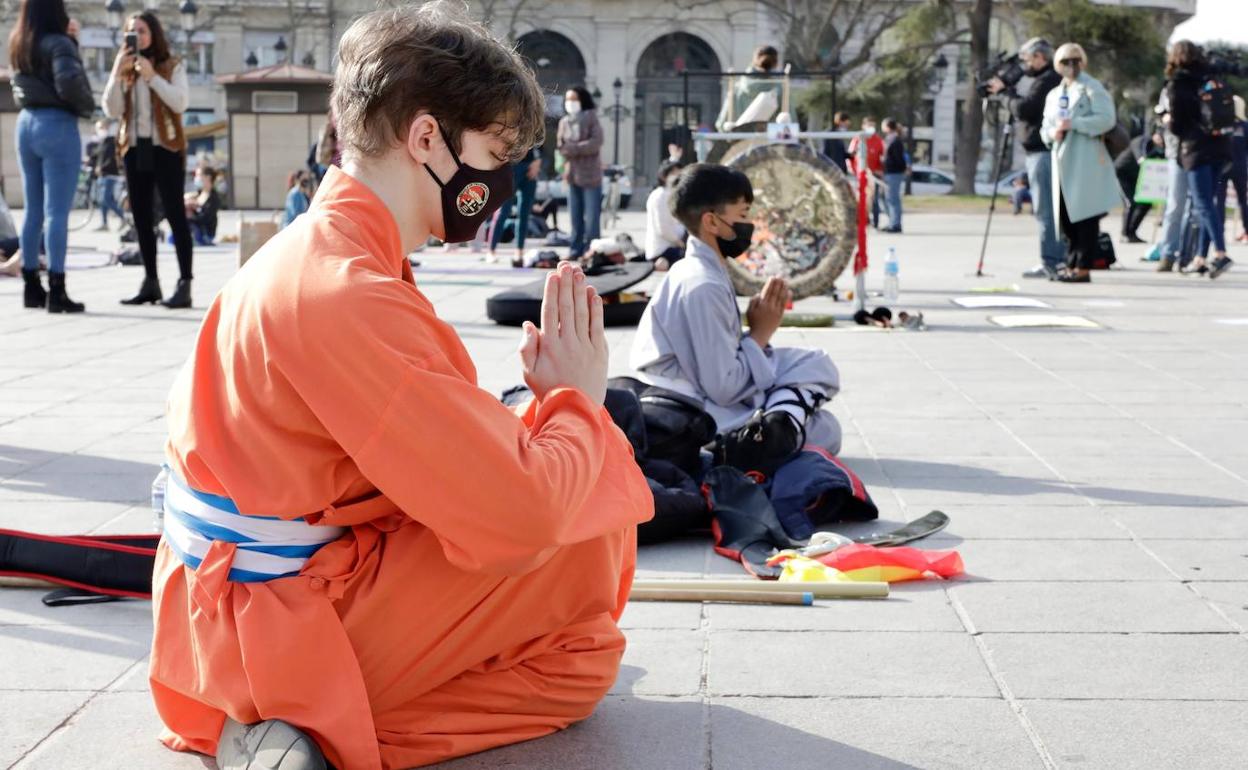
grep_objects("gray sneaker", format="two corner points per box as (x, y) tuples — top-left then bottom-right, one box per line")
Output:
(217, 718), (328, 770)
(1022, 264), (1054, 279)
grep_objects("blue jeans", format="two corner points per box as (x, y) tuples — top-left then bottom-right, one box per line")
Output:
(16, 108), (81, 273)
(1025, 151), (1064, 269)
(489, 169), (536, 252)
(883, 172), (904, 230)
(567, 182), (602, 257)
(98, 175), (125, 226)
(1159, 157), (1190, 259)
(1186, 163), (1225, 255)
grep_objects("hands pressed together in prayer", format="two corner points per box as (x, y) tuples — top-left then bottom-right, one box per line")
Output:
(746, 276), (790, 348)
(519, 262), (609, 405)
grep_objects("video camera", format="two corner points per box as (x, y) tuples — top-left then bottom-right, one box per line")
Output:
(975, 51), (1025, 98)
(1206, 47), (1247, 77)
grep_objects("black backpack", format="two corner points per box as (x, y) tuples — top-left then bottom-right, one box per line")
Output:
(1199, 77), (1236, 136)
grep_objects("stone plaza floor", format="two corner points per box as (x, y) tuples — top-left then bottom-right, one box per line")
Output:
(1, 207), (1246, 769)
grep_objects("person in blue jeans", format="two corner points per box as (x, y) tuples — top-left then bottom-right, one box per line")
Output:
(880, 118), (906, 233)
(9, 0), (94, 312)
(487, 145), (541, 265)
(91, 121), (126, 231)
(1166, 41), (1233, 278)
(556, 86), (604, 257)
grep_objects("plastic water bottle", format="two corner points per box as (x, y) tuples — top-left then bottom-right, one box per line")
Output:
(883, 247), (900, 301)
(151, 467), (168, 534)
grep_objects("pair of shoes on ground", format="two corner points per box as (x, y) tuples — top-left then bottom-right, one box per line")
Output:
(120, 277), (192, 308)
(217, 718), (327, 770)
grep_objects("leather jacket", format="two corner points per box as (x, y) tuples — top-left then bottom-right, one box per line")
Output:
(11, 33), (96, 119)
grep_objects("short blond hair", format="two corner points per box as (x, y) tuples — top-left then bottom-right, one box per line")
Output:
(331, 1), (545, 163)
(1054, 43), (1088, 69)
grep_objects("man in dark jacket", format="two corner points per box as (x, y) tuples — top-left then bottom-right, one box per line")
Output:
(989, 37), (1062, 279)
(823, 111), (852, 174)
(881, 118), (907, 233)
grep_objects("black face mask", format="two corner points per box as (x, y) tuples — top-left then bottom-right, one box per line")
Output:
(424, 128), (514, 243)
(715, 217), (755, 259)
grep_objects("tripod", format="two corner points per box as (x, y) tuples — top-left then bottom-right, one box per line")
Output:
(975, 102), (1015, 277)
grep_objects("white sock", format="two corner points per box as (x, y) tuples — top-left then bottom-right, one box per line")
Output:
(763, 387), (824, 431)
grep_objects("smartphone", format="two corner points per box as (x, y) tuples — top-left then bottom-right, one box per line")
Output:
(124, 32), (138, 53)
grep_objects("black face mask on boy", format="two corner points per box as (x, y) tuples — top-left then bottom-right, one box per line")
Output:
(424, 126), (515, 243)
(715, 215), (755, 259)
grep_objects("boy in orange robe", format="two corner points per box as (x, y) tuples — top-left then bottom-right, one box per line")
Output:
(148, 5), (653, 769)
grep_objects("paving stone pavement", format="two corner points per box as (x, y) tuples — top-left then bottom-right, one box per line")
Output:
(1, 207), (1246, 769)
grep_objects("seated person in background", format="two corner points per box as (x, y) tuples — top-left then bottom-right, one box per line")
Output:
(281, 170), (314, 228)
(630, 163), (843, 474)
(184, 166), (221, 245)
(1011, 173), (1032, 215)
(644, 160), (686, 270)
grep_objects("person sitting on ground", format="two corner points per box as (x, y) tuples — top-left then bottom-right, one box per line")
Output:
(147, 5), (652, 770)
(1011, 173), (1032, 215)
(630, 163), (843, 474)
(645, 160), (686, 270)
(281, 169), (313, 228)
(183, 165), (220, 246)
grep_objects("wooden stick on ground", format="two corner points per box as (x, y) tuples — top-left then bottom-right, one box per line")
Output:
(631, 578), (889, 600)
(630, 588), (813, 606)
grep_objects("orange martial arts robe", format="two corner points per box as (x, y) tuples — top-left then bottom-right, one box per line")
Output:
(149, 167), (654, 770)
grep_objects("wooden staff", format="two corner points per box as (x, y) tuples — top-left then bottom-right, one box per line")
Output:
(632, 578), (888, 600)
(631, 588), (812, 605)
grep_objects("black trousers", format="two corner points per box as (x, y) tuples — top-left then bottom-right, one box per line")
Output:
(124, 144), (193, 281)
(1058, 193), (1101, 270)
(1122, 202), (1152, 237)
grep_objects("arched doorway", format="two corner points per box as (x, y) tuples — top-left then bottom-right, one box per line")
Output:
(634, 32), (721, 187)
(517, 30), (586, 176)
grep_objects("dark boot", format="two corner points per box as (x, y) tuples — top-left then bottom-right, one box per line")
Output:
(120, 276), (162, 305)
(21, 269), (46, 309)
(162, 278), (192, 309)
(46, 272), (85, 314)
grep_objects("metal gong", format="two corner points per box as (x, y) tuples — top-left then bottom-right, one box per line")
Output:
(723, 142), (857, 299)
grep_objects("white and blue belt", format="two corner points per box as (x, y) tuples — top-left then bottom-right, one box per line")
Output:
(161, 468), (346, 583)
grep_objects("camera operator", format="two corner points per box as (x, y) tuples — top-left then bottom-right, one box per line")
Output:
(1166, 40), (1232, 278)
(987, 37), (1063, 279)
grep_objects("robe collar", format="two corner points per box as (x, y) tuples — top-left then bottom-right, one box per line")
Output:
(310, 166), (407, 277)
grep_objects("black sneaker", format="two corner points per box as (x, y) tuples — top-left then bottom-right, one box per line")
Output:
(1209, 256), (1233, 279)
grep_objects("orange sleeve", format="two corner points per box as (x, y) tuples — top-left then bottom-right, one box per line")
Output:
(280, 273), (654, 576)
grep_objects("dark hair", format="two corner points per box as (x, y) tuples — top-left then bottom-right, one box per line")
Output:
(882, 118), (899, 132)
(833, 111), (850, 125)
(655, 160), (680, 187)
(753, 45), (779, 71)
(8, 0), (70, 73)
(199, 166), (218, 181)
(130, 11), (173, 66)
(333, 1), (545, 163)
(570, 85), (596, 111)
(670, 163), (754, 234)
(1166, 40), (1205, 79)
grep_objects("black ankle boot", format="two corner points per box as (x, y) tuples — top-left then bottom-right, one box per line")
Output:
(162, 278), (192, 309)
(121, 276), (162, 305)
(21, 269), (46, 309)
(47, 272), (84, 314)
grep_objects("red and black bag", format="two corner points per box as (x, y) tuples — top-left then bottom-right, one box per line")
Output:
(0, 529), (157, 605)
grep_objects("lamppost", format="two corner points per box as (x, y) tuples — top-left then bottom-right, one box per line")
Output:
(274, 36), (288, 65)
(245, 51), (258, 68)
(105, 0), (125, 46)
(178, 0), (197, 58)
(610, 77), (623, 166)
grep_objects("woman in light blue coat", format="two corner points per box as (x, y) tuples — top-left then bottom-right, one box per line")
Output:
(1041, 43), (1122, 283)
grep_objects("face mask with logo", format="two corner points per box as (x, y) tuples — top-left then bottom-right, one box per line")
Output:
(424, 127), (515, 243)
(715, 216), (755, 259)
(565, 101), (582, 116)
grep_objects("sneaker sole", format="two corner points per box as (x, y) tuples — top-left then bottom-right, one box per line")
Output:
(217, 718), (327, 770)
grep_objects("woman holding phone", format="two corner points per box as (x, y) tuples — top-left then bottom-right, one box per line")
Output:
(8, 0), (94, 312)
(103, 11), (193, 308)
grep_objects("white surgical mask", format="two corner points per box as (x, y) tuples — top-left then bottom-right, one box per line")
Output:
(864, 126), (876, 135)
(565, 101), (582, 116)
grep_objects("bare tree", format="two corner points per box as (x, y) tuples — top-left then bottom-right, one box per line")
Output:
(952, 0), (992, 194)
(469, 0), (553, 43)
